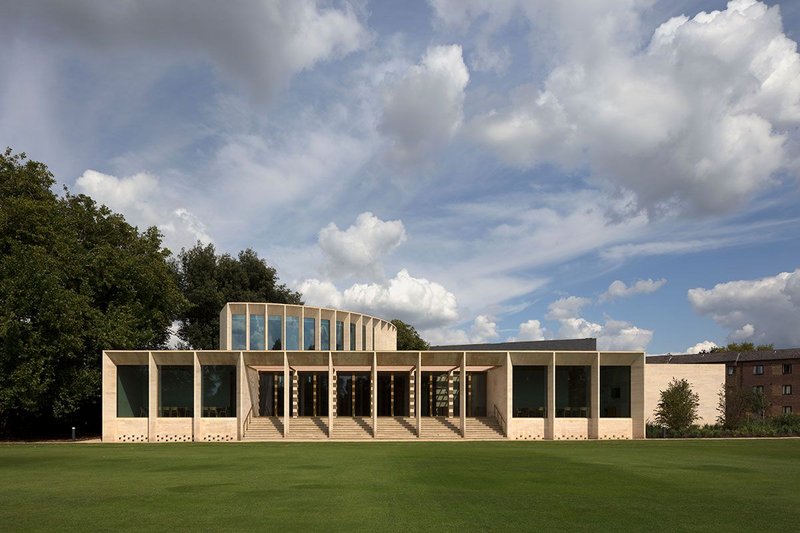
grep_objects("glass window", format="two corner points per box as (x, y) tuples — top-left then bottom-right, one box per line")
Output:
(336, 321), (344, 351)
(159, 365), (193, 417)
(286, 316), (300, 350)
(783, 385), (792, 395)
(783, 364), (792, 375)
(753, 385), (764, 393)
(753, 365), (764, 375)
(727, 366), (735, 375)
(350, 323), (356, 351)
(201, 365), (236, 417)
(249, 314), (265, 350)
(556, 366), (590, 417)
(513, 366), (547, 418)
(600, 366), (630, 418)
(117, 365), (148, 417)
(362, 325), (366, 350)
(304, 317), (316, 350)
(784, 406), (793, 414)
(321, 319), (330, 350)
(231, 314), (246, 350)
(268, 315), (282, 350)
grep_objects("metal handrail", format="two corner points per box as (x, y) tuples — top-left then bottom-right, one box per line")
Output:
(493, 404), (506, 436)
(243, 406), (253, 432)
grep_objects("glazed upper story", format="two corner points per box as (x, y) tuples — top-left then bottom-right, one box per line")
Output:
(219, 303), (397, 351)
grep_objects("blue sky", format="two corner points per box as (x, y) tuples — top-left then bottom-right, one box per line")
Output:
(2, 0), (800, 354)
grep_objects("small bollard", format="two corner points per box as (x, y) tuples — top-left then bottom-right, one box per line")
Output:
(71, 427), (76, 441)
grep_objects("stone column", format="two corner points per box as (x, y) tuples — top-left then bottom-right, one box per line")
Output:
(283, 352), (290, 437)
(237, 351), (244, 440)
(590, 352), (600, 439)
(547, 352), (556, 440)
(193, 352), (201, 441)
(416, 352), (422, 437)
(328, 352), (334, 437)
(292, 369), (298, 418)
(372, 352), (378, 438)
(147, 351), (156, 442)
(460, 352), (467, 437)
(448, 371), (454, 418)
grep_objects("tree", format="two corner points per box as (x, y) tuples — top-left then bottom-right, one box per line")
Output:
(655, 378), (699, 432)
(173, 243), (302, 349)
(710, 342), (774, 353)
(391, 319), (430, 350)
(0, 149), (183, 436)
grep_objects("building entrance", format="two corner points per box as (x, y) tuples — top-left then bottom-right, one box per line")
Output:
(377, 372), (410, 416)
(297, 372), (328, 416)
(258, 372), (286, 416)
(422, 372), (449, 416)
(337, 372), (371, 416)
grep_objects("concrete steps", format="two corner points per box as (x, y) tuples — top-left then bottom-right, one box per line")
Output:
(375, 417), (417, 439)
(332, 417), (373, 439)
(465, 417), (504, 440)
(286, 417), (329, 439)
(419, 417), (461, 439)
(242, 416), (284, 441)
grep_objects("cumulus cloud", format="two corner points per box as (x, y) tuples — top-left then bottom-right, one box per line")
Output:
(75, 169), (211, 251)
(423, 315), (499, 345)
(466, 0), (800, 214)
(318, 212), (406, 280)
(686, 340), (720, 354)
(298, 269), (459, 329)
(380, 44), (469, 162)
(511, 319), (547, 342)
(545, 296), (591, 321)
(599, 278), (667, 302)
(688, 268), (800, 347)
(2, 1), (370, 103)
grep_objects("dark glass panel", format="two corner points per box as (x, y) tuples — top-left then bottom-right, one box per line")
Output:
(117, 365), (148, 418)
(600, 366), (631, 417)
(268, 315), (282, 350)
(232, 314), (246, 350)
(158, 365), (193, 417)
(249, 314), (265, 350)
(556, 366), (590, 418)
(201, 365), (236, 417)
(304, 318), (315, 350)
(513, 366), (547, 418)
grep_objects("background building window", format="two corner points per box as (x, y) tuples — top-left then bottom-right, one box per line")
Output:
(268, 315), (282, 350)
(753, 385), (764, 393)
(231, 314), (246, 350)
(285, 316), (300, 350)
(783, 406), (793, 414)
(727, 366), (735, 375)
(753, 365), (764, 375)
(512, 366), (547, 417)
(201, 365), (236, 417)
(159, 365), (193, 417)
(336, 321), (344, 350)
(304, 318), (315, 350)
(556, 366), (590, 417)
(117, 365), (148, 417)
(783, 364), (792, 375)
(321, 319), (330, 350)
(249, 314), (265, 350)
(783, 385), (792, 395)
(350, 323), (356, 351)
(600, 366), (631, 418)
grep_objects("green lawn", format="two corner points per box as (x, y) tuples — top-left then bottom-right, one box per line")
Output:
(1, 440), (798, 531)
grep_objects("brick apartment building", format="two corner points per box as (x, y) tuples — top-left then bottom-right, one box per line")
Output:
(647, 349), (800, 417)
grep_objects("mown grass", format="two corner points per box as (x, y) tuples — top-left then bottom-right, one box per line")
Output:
(1, 440), (798, 531)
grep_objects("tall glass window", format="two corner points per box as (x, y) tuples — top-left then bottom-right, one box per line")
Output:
(304, 317), (316, 350)
(556, 366), (590, 417)
(362, 325), (366, 350)
(336, 321), (344, 350)
(159, 365), (193, 417)
(268, 315), (282, 350)
(286, 316), (300, 350)
(231, 314), (246, 350)
(600, 366), (631, 417)
(513, 366), (547, 417)
(201, 365), (236, 417)
(250, 314), (265, 350)
(350, 323), (356, 350)
(321, 319), (331, 350)
(117, 365), (148, 417)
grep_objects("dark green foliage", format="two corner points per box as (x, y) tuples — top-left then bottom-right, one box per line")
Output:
(391, 319), (430, 350)
(173, 243), (302, 349)
(709, 342), (774, 353)
(654, 378), (699, 432)
(0, 149), (183, 436)
(648, 414), (800, 438)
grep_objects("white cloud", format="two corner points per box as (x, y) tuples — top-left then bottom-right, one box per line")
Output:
(380, 44), (469, 162)
(318, 212), (406, 280)
(513, 319), (547, 341)
(597, 319), (654, 352)
(298, 269), (459, 329)
(545, 296), (591, 320)
(75, 169), (211, 251)
(599, 278), (667, 302)
(686, 340), (719, 354)
(688, 268), (800, 347)
(423, 314), (499, 345)
(466, 0), (800, 214)
(3, 1), (370, 103)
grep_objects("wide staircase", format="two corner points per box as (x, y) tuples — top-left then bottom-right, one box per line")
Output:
(286, 417), (329, 439)
(375, 417), (417, 439)
(419, 417), (461, 439)
(331, 417), (374, 439)
(465, 417), (504, 440)
(243, 416), (284, 441)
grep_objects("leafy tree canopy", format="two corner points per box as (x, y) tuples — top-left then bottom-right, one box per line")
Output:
(391, 319), (430, 350)
(708, 342), (774, 353)
(655, 378), (699, 432)
(173, 243), (302, 350)
(0, 148), (183, 435)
